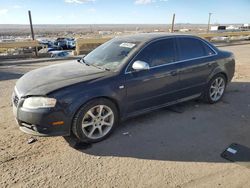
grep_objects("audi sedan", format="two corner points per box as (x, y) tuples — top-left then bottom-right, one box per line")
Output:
(12, 33), (235, 143)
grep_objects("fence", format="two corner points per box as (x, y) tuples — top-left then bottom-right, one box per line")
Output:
(75, 38), (110, 55)
(0, 40), (40, 48)
(1, 31), (250, 57)
(198, 31), (250, 41)
(75, 31), (250, 55)
(0, 40), (45, 59)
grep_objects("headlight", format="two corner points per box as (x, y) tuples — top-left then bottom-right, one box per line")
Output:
(22, 97), (57, 109)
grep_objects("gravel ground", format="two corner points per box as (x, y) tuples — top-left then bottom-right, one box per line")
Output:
(0, 44), (250, 188)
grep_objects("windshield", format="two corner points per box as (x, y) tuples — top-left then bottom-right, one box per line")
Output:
(83, 39), (141, 71)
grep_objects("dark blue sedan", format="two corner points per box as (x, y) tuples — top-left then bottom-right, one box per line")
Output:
(12, 33), (235, 143)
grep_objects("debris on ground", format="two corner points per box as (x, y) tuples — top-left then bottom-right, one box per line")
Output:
(122, 132), (129, 135)
(192, 117), (197, 120)
(221, 143), (250, 168)
(27, 137), (37, 144)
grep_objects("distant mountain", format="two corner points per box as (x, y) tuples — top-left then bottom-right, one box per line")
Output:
(0, 23), (244, 37)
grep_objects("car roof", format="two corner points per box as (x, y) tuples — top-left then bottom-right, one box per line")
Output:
(116, 33), (197, 44)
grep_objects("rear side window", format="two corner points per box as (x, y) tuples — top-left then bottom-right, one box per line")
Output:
(135, 38), (176, 67)
(177, 37), (215, 61)
(203, 43), (216, 56)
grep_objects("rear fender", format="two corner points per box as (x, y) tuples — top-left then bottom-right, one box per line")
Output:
(207, 66), (227, 84)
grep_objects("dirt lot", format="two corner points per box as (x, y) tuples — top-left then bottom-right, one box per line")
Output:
(0, 44), (250, 188)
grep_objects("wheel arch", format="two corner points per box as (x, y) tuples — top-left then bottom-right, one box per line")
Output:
(70, 96), (121, 128)
(207, 70), (228, 84)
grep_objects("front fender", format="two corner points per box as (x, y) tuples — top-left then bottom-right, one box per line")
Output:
(50, 75), (126, 132)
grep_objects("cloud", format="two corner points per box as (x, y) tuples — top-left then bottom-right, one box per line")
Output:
(13, 5), (22, 9)
(56, 15), (63, 19)
(0, 9), (8, 16)
(134, 0), (168, 5)
(65, 0), (95, 4)
(87, 8), (96, 13)
(135, 0), (153, 5)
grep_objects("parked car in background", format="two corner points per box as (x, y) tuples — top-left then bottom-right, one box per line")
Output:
(39, 40), (61, 50)
(38, 38), (75, 52)
(38, 47), (63, 54)
(54, 38), (76, 50)
(50, 51), (70, 58)
(12, 33), (235, 143)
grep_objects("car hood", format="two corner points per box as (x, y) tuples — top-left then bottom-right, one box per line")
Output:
(16, 61), (109, 96)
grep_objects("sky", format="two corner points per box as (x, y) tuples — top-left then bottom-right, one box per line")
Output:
(0, 0), (249, 25)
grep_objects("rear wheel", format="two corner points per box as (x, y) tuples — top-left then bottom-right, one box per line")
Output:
(72, 98), (118, 143)
(204, 74), (227, 104)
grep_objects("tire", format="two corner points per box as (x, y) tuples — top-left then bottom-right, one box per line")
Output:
(72, 98), (119, 143)
(203, 74), (227, 104)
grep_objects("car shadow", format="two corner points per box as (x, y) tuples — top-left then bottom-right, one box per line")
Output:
(65, 81), (250, 162)
(0, 71), (23, 81)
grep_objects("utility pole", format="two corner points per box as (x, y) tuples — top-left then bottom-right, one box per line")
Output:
(171, 13), (175, 33)
(207, 13), (212, 33)
(90, 25), (93, 33)
(28, 10), (38, 57)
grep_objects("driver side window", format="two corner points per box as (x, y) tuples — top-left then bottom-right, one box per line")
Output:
(133, 38), (176, 68)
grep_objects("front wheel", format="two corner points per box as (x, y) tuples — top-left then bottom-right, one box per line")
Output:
(72, 98), (118, 143)
(204, 74), (227, 104)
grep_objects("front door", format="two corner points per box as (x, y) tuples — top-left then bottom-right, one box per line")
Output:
(125, 38), (181, 115)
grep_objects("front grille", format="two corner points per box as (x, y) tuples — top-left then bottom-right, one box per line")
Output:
(13, 93), (19, 107)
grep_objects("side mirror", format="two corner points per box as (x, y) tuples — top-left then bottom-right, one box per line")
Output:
(132, 61), (150, 71)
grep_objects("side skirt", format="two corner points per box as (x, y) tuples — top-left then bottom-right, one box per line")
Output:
(123, 93), (201, 120)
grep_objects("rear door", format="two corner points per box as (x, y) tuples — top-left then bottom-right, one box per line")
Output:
(125, 38), (181, 115)
(176, 37), (217, 97)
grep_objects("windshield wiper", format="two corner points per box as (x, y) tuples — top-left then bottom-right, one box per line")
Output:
(78, 58), (110, 71)
(91, 64), (111, 71)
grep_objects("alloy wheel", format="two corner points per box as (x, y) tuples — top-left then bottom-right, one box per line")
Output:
(81, 105), (114, 139)
(209, 77), (225, 102)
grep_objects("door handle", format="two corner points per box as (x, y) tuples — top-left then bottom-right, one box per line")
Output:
(170, 71), (178, 76)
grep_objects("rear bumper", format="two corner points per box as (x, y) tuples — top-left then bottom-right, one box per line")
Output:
(13, 98), (71, 137)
